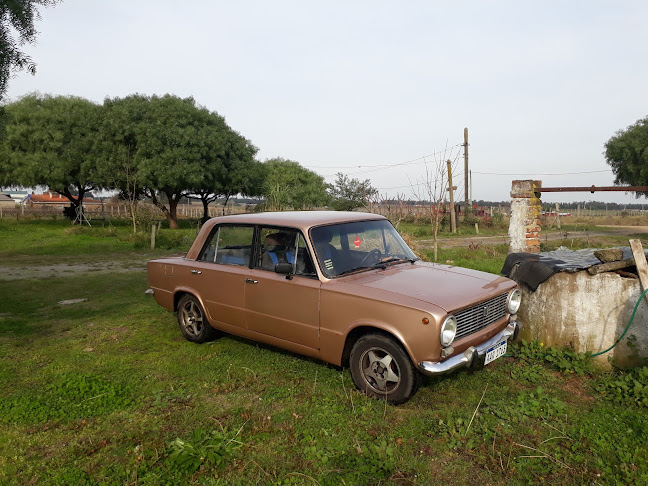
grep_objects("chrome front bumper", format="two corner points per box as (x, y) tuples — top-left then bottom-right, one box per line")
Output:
(417, 319), (520, 376)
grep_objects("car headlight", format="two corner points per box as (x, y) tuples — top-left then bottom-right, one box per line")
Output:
(507, 289), (522, 314)
(440, 315), (457, 347)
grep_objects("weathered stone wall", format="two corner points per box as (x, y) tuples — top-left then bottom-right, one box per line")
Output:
(509, 180), (542, 253)
(518, 271), (648, 367)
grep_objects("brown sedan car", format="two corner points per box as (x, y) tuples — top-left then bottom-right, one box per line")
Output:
(147, 211), (522, 404)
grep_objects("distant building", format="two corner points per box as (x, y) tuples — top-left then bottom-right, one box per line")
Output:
(24, 192), (104, 210)
(0, 189), (28, 205)
(0, 194), (15, 209)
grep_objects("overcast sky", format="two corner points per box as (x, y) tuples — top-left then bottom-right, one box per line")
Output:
(6, 0), (648, 205)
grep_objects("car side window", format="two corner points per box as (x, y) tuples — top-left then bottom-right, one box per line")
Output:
(255, 228), (317, 278)
(256, 227), (298, 270)
(198, 225), (253, 266)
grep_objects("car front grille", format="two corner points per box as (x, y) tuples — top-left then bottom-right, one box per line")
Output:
(454, 293), (509, 341)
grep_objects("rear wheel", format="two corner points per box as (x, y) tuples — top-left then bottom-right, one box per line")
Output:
(177, 294), (218, 343)
(349, 334), (420, 404)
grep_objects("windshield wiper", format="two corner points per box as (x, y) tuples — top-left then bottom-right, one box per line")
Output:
(380, 256), (419, 265)
(379, 256), (403, 264)
(338, 263), (387, 276)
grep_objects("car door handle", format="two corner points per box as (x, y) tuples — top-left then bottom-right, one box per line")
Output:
(191, 270), (202, 274)
(245, 278), (258, 284)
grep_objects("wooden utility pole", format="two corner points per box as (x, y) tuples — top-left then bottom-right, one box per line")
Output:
(447, 159), (457, 233)
(469, 170), (472, 206)
(464, 127), (469, 212)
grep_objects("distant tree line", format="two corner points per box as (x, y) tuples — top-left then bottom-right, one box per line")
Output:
(0, 94), (377, 227)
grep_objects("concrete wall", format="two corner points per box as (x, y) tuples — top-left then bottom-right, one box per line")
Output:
(518, 271), (648, 367)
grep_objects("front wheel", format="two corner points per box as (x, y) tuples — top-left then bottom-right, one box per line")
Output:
(176, 294), (218, 343)
(349, 334), (420, 405)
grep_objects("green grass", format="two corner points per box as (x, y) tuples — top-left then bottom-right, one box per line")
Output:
(424, 244), (509, 274)
(2, 220), (648, 484)
(0, 218), (199, 265)
(398, 220), (508, 239)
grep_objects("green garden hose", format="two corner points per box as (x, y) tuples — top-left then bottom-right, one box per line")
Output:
(590, 286), (648, 357)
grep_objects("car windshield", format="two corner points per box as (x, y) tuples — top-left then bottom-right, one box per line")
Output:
(310, 219), (418, 278)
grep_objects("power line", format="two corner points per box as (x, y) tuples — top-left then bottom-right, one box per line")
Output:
(375, 181), (425, 190)
(472, 169), (612, 176)
(305, 143), (464, 175)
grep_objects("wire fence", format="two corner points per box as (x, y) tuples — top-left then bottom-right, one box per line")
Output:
(1, 202), (644, 223)
(0, 202), (251, 221)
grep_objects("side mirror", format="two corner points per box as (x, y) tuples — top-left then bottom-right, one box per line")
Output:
(275, 262), (294, 278)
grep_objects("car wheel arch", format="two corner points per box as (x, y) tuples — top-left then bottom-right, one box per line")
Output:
(173, 289), (206, 313)
(341, 325), (414, 368)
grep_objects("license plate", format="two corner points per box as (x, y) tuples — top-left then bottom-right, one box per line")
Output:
(484, 340), (507, 365)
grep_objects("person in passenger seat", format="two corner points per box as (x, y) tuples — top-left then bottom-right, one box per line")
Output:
(262, 233), (295, 269)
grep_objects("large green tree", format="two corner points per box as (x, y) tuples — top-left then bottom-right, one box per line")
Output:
(329, 172), (378, 211)
(1, 94), (102, 217)
(101, 94), (241, 229)
(263, 158), (330, 210)
(191, 125), (262, 222)
(1, 1), (59, 100)
(605, 116), (648, 196)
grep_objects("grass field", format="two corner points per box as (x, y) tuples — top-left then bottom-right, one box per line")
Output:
(2, 219), (648, 484)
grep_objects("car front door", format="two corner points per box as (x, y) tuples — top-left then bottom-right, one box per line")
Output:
(244, 228), (320, 349)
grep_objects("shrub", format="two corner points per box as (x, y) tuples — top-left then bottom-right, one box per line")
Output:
(134, 204), (162, 232)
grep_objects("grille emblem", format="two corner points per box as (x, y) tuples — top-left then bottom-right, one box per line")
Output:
(483, 305), (490, 318)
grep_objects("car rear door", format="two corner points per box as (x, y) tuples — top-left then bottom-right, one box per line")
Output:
(191, 224), (255, 330)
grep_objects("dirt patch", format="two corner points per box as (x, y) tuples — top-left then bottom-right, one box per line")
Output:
(0, 260), (147, 281)
(413, 226), (648, 250)
(561, 376), (594, 402)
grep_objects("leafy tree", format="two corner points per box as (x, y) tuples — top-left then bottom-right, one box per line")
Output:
(0, 1), (59, 100)
(101, 94), (241, 229)
(191, 127), (262, 223)
(605, 116), (648, 196)
(329, 172), (378, 211)
(263, 158), (330, 210)
(1, 94), (102, 219)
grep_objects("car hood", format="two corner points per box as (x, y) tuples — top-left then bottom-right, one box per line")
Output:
(337, 261), (515, 313)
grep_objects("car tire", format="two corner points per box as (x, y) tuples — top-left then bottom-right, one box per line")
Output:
(176, 294), (218, 343)
(349, 333), (420, 405)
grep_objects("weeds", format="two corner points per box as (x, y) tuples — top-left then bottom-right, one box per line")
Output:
(596, 366), (648, 407)
(512, 340), (595, 375)
(166, 426), (243, 474)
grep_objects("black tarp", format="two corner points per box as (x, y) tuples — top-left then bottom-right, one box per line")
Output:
(501, 246), (637, 291)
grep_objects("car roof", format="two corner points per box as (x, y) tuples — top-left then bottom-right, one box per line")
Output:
(203, 211), (386, 232)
